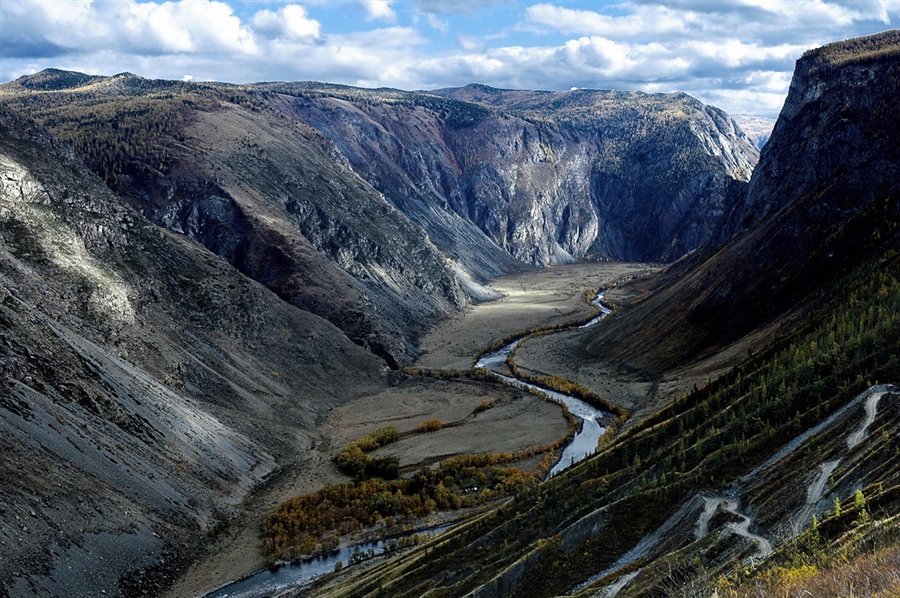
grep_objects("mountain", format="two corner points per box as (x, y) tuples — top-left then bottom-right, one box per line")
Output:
(580, 29), (900, 376)
(307, 30), (900, 598)
(732, 114), (776, 149)
(0, 74), (468, 366)
(275, 82), (758, 266)
(0, 77), (759, 351)
(0, 105), (392, 596)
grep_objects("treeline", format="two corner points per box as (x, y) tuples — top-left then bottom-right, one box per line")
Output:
(2, 78), (266, 194)
(264, 454), (540, 561)
(265, 401), (581, 561)
(805, 30), (900, 72)
(494, 253), (900, 595)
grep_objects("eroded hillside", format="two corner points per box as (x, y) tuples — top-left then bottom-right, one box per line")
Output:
(0, 106), (394, 596)
(0, 74), (467, 365)
(275, 82), (757, 267)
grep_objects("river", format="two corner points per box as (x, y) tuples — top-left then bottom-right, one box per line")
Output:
(207, 291), (613, 596)
(206, 526), (450, 598)
(475, 290), (612, 478)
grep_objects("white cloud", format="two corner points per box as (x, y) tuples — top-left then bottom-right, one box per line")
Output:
(2, 0), (257, 56)
(457, 35), (486, 53)
(253, 5), (321, 41)
(426, 13), (449, 33)
(4, 0), (900, 116)
(360, 0), (397, 22)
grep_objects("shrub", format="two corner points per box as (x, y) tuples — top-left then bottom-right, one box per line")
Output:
(417, 419), (443, 432)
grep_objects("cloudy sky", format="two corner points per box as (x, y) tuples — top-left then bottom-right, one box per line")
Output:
(1, 0), (898, 115)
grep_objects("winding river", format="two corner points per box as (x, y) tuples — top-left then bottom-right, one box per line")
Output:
(475, 290), (612, 478)
(206, 526), (450, 598)
(206, 291), (613, 597)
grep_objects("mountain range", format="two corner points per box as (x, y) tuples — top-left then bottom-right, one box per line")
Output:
(0, 28), (899, 598)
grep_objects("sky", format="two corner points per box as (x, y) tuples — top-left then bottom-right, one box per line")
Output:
(1, 1), (899, 116)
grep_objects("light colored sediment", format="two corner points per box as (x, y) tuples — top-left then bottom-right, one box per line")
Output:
(330, 377), (568, 470)
(415, 263), (652, 371)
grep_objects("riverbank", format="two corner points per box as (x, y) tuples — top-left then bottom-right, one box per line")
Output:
(415, 263), (655, 371)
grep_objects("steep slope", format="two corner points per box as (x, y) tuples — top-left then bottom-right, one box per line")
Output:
(272, 82), (757, 268)
(0, 73), (467, 365)
(0, 106), (390, 596)
(580, 29), (900, 375)
(307, 31), (900, 598)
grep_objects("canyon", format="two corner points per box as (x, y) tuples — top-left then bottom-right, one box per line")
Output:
(1, 29), (899, 598)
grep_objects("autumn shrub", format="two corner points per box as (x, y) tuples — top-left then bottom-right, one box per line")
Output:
(417, 419), (443, 432)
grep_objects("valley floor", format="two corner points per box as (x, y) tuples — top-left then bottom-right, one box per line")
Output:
(415, 262), (656, 371)
(167, 262), (650, 598)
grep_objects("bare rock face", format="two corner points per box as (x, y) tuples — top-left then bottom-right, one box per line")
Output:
(0, 106), (389, 596)
(275, 83), (758, 268)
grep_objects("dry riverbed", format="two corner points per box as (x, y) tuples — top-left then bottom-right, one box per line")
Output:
(415, 262), (655, 371)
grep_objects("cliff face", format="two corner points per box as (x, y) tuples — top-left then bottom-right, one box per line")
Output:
(275, 84), (758, 269)
(584, 30), (900, 373)
(0, 106), (389, 596)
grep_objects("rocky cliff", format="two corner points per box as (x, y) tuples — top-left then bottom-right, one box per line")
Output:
(581, 29), (900, 374)
(273, 83), (758, 269)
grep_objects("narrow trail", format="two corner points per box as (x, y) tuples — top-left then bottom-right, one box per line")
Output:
(574, 384), (896, 596)
(697, 496), (772, 560)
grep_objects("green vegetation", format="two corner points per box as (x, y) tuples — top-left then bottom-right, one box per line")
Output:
(804, 29), (900, 72)
(333, 426), (401, 481)
(265, 396), (582, 562)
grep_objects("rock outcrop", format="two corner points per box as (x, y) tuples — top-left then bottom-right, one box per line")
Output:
(275, 83), (758, 269)
(583, 29), (900, 373)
